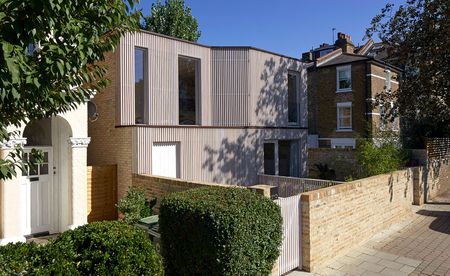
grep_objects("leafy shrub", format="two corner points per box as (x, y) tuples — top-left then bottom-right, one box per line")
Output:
(0, 240), (79, 275)
(356, 138), (407, 177)
(0, 221), (163, 275)
(0, 242), (40, 274)
(314, 163), (336, 180)
(117, 186), (156, 224)
(159, 187), (282, 276)
(51, 221), (163, 275)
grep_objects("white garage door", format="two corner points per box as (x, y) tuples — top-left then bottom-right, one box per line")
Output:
(152, 142), (179, 178)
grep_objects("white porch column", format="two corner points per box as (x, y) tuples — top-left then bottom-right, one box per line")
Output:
(68, 137), (90, 229)
(0, 138), (27, 244)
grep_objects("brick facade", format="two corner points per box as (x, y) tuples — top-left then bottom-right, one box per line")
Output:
(309, 61), (400, 145)
(87, 51), (133, 201)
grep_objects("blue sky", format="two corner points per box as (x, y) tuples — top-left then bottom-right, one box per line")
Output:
(136, 0), (406, 58)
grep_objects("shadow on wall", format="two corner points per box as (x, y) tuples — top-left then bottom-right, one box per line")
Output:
(202, 130), (258, 185)
(422, 159), (449, 203)
(202, 57), (307, 185)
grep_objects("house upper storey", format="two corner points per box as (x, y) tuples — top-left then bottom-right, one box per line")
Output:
(115, 31), (308, 128)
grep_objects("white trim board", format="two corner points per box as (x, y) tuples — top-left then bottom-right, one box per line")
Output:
(366, 73), (399, 84)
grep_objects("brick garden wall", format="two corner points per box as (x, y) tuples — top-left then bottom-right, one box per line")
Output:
(132, 174), (234, 212)
(308, 148), (357, 180)
(300, 168), (415, 272)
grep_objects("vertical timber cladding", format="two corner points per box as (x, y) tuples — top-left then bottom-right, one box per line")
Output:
(133, 127), (308, 185)
(248, 49), (308, 128)
(119, 32), (212, 126)
(211, 47), (250, 126)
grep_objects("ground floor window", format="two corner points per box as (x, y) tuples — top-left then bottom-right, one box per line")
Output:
(263, 140), (300, 177)
(264, 143), (276, 175)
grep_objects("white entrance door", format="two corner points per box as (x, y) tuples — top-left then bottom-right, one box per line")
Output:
(152, 142), (179, 178)
(21, 147), (54, 235)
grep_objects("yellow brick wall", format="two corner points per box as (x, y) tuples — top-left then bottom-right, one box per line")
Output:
(132, 174), (234, 212)
(87, 50), (133, 202)
(301, 168), (415, 272)
(308, 148), (357, 180)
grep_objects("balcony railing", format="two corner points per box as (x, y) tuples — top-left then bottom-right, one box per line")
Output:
(258, 174), (343, 198)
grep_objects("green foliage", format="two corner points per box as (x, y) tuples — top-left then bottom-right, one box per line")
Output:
(0, 221), (163, 275)
(366, 0), (450, 127)
(0, 0), (141, 180)
(117, 186), (156, 224)
(0, 242), (41, 275)
(52, 221), (163, 275)
(356, 137), (407, 177)
(142, 0), (201, 42)
(314, 163), (336, 180)
(159, 187), (282, 276)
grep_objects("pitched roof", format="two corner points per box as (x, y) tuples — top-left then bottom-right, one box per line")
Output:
(317, 53), (369, 67)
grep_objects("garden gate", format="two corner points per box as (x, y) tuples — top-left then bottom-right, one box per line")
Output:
(275, 194), (302, 275)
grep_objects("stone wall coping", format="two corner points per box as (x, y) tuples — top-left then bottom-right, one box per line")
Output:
(301, 167), (420, 202)
(309, 148), (355, 152)
(133, 173), (241, 188)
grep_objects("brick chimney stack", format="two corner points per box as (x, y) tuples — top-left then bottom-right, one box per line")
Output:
(335, 32), (355, 53)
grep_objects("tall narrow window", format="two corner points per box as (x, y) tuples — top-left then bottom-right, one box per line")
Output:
(336, 65), (352, 91)
(179, 56), (200, 125)
(135, 47), (147, 124)
(337, 102), (352, 130)
(264, 143), (276, 175)
(288, 71), (299, 124)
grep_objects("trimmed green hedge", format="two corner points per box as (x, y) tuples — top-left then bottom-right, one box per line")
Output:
(159, 187), (282, 275)
(0, 221), (163, 275)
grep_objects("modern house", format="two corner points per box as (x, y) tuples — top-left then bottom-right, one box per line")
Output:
(88, 30), (309, 200)
(0, 107), (91, 244)
(303, 33), (402, 149)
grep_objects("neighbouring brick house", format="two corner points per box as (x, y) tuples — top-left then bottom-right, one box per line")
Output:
(88, 30), (309, 201)
(303, 33), (402, 149)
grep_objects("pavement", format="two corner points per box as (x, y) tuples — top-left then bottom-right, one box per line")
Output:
(288, 190), (450, 276)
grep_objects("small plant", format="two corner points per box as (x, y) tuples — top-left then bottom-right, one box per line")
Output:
(344, 175), (354, 182)
(116, 186), (156, 224)
(314, 163), (336, 180)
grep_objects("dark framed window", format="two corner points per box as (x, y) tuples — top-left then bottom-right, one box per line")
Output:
(264, 143), (276, 175)
(135, 47), (147, 124)
(288, 71), (300, 124)
(178, 56), (200, 125)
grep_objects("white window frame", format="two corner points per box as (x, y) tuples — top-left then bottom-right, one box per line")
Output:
(336, 102), (352, 131)
(336, 65), (352, 92)
(331, 138), (356, 149)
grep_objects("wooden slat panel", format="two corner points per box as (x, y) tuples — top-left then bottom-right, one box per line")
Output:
(275, 195), (302, 275)
(86, 165), (118, 222)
